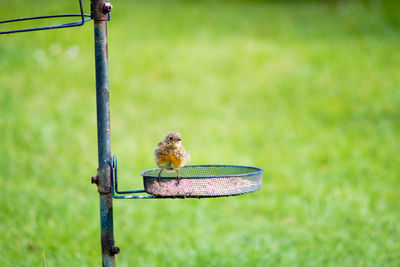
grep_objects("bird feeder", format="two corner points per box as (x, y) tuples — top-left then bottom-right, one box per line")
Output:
(1, 1), (263, 266)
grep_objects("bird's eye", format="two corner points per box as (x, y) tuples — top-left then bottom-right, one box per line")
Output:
(169, 137), (173, 141)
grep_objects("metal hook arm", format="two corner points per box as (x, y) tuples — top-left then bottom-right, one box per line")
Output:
(110, 155), (156, 199)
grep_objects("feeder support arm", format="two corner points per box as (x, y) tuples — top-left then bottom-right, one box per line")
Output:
(91, 0), (117, 266)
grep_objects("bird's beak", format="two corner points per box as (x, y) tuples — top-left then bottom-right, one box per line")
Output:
(177, 138), (182, 141)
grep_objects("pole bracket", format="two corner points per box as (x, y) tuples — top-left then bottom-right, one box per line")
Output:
(91, 0), (112, 21)
(96, 166), (112, 194)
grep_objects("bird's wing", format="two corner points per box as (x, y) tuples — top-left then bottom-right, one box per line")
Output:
(154, 142), (163, 161)
(184, 150), (190, 165)
(154, 142), (163, 153)
(178, 145), (190, 165)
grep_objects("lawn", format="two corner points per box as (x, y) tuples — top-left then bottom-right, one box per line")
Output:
(0, 0), (399, 266)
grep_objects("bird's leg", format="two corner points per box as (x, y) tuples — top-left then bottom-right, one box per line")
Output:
(176, 169), (180, 185)
(157, 169), (164, 186)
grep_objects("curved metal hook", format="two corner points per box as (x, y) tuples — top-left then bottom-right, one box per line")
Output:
(0, 0), (91, 34)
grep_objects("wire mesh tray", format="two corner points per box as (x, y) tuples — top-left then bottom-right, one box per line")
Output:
(141, 165), (263, 198)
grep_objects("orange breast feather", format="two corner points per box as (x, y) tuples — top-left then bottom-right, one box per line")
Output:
(158, 153), (183, 169)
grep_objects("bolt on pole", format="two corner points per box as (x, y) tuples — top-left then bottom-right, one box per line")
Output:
(91, 0), (117, 266)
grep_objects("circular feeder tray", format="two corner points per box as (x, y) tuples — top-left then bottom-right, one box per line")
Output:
(141, 165), (263, 198)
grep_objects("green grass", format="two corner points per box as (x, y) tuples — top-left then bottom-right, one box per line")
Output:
(1, 0), (400, 266)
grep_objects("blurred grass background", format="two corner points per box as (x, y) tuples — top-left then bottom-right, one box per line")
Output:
(1, 0), (400, 266)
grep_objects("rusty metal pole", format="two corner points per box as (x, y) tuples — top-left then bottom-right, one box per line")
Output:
(91, 1), (117, 266)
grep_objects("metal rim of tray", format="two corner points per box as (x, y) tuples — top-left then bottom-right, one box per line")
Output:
(141, 164), (264, 179)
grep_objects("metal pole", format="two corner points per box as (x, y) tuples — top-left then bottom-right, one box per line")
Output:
(91, 1), (118, 266)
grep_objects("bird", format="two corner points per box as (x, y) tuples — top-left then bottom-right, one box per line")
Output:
(154, 132), (190, 185)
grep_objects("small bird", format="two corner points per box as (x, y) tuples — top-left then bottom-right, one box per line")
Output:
(154, 132), (190, 185)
